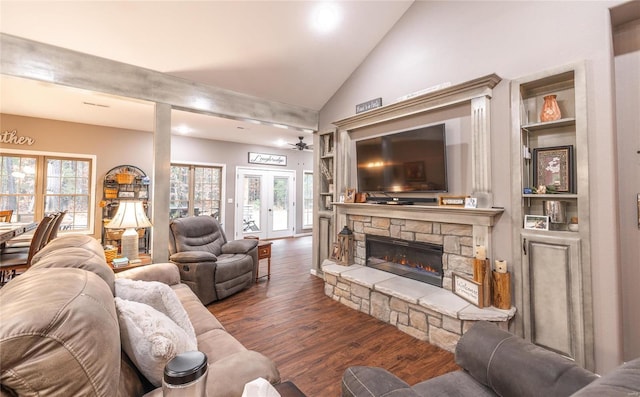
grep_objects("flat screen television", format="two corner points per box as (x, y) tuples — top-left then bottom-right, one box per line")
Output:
(356, 124), (447, 193)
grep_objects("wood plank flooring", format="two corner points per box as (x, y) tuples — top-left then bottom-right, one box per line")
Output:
(208, 236), (459, 396)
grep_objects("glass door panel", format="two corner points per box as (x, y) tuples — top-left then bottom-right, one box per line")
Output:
(241, 174), (262, 235)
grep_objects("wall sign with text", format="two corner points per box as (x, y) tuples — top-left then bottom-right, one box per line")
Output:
(248, 152), (287, 166)
(1, 129), (35, 146)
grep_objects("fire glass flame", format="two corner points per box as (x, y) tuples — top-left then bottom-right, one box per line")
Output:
(366, 235), (443, 287)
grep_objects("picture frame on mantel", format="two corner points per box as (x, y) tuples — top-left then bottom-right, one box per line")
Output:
(532, 145), (574, 193)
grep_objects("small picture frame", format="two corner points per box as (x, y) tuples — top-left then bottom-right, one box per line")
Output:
(344, 188), (356, 203)
(524, 215), (550, 231)
(439, 195), (468, 207)
(464, 197), (478, 208)
(532, 145), (574, 193)
(330, 243), (340, 260)
(118, 191), (135, 198)
(452, 272), (484, 308)
(137, 190), (148, 199)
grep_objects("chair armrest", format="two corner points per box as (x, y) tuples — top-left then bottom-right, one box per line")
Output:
(115, 262), (181, 285)
(222, 239), (258, 255)
(456, 321), (597, 397)
(341, 366), (420, 397)
(169, 251), (217, 263)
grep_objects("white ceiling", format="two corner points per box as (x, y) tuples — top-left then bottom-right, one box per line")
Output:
(0, 1), (413, 148)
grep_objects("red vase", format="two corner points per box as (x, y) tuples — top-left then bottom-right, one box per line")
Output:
(540, 95), (561, 122)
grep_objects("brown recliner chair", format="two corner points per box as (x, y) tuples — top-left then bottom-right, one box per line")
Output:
(168, 216), (258, 304)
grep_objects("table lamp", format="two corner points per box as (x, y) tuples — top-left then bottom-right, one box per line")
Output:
(105, 200), (152, 260)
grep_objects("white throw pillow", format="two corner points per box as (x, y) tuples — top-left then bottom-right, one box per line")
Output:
(115, 278), (197, 344)
(114, 297), (197, 387)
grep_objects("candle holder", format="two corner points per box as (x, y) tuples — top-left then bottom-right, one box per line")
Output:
(337, 226), (353, 265)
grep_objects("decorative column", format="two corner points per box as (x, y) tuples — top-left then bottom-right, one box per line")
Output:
(471, 96), (493, 208)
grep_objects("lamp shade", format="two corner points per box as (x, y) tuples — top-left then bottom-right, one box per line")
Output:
(105, 200), (152, 229)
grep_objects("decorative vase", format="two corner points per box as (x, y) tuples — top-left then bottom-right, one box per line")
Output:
(540, 94), (561, 122)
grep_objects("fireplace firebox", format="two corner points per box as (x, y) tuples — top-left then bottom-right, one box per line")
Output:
(365, 235), (443, 287)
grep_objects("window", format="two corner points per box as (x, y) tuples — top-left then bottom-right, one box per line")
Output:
(170, 163), (223, 221)
(303, 170), (313, 228)
(0, 152), (94, 231)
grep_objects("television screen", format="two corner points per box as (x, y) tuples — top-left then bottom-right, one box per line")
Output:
(356, 124), (447, 193)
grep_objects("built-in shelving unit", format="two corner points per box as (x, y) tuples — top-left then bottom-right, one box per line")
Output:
(101, 165), (151, 254)
(510, 62), (593, 370)
(312, 129), (337, 272)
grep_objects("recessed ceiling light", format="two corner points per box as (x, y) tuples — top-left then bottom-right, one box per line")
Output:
(311, 2), (341, 34)
(275, 139), (287, 147)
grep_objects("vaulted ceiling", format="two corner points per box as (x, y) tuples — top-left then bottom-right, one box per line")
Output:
(0, 1), (413, 148)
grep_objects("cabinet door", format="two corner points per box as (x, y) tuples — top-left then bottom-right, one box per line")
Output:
(521, 231), (585, 365)
(318, 215), (332, 263)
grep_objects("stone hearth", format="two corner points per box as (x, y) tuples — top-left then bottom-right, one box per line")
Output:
(323, 262), (516, 352)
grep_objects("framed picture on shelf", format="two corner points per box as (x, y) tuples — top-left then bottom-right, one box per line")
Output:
(524, 215), (550, 231)
(344, 188), (356, 203)
(137, 190), (148, 199)
(532, 145), (574, 192)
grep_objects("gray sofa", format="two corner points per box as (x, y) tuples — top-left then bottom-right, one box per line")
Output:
(168, 216), (258, 304)
(0, 234), (279, 397)
(342, 321), (640, 397)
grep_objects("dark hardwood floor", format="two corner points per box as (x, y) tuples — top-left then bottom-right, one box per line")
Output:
(208, 236), (458, 396)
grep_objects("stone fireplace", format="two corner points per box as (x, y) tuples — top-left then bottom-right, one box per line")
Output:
(322, 203), (513, 353)
(365, 234), (443, 287)
(343, 205), (495, 291)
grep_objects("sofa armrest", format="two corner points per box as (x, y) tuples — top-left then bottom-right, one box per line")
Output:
(170, 251), (217, 263)
(341, 366), (421, 397)
(456, 322), (597, 397)
(115, 262), (181, 285)
(222, 239), (258, 255)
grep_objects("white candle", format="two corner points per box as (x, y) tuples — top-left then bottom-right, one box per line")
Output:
(495, 260), (507, 274)
(475, 245), (486, 260)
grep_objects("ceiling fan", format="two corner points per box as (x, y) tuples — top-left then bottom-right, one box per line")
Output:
(289, 136), (313, 151)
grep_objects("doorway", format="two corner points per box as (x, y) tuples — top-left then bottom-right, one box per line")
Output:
(235, 168), (295, 240)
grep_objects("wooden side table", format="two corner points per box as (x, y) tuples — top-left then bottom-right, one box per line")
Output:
(110, 253), (151, 273)
(256, 240), (272, 282)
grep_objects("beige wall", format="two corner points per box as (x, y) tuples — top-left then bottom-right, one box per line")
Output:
(319, 1), (626, 372)
(0, 113), (313, 248)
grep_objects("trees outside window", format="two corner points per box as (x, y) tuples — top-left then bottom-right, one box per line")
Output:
(0, 153), (92, 231)
(170, 163), (223, 221)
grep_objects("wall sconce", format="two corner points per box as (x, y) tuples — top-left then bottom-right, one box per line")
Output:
(105, 200), (152, 260)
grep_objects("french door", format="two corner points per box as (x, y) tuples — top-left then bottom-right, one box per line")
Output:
(235, 168), (295, 240)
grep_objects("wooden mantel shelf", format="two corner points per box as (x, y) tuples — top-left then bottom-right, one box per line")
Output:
(333, 202), (504, 227)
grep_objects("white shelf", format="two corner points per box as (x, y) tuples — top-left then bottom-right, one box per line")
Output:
(522, 193), (577, 199)
(521, 118), (576, 132)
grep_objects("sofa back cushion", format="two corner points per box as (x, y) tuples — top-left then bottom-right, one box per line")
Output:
(456, 321), (597, 397)
(0, 268), (121, 396)
(30, 234), (115, 294)
(169, 216), (227, 256)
